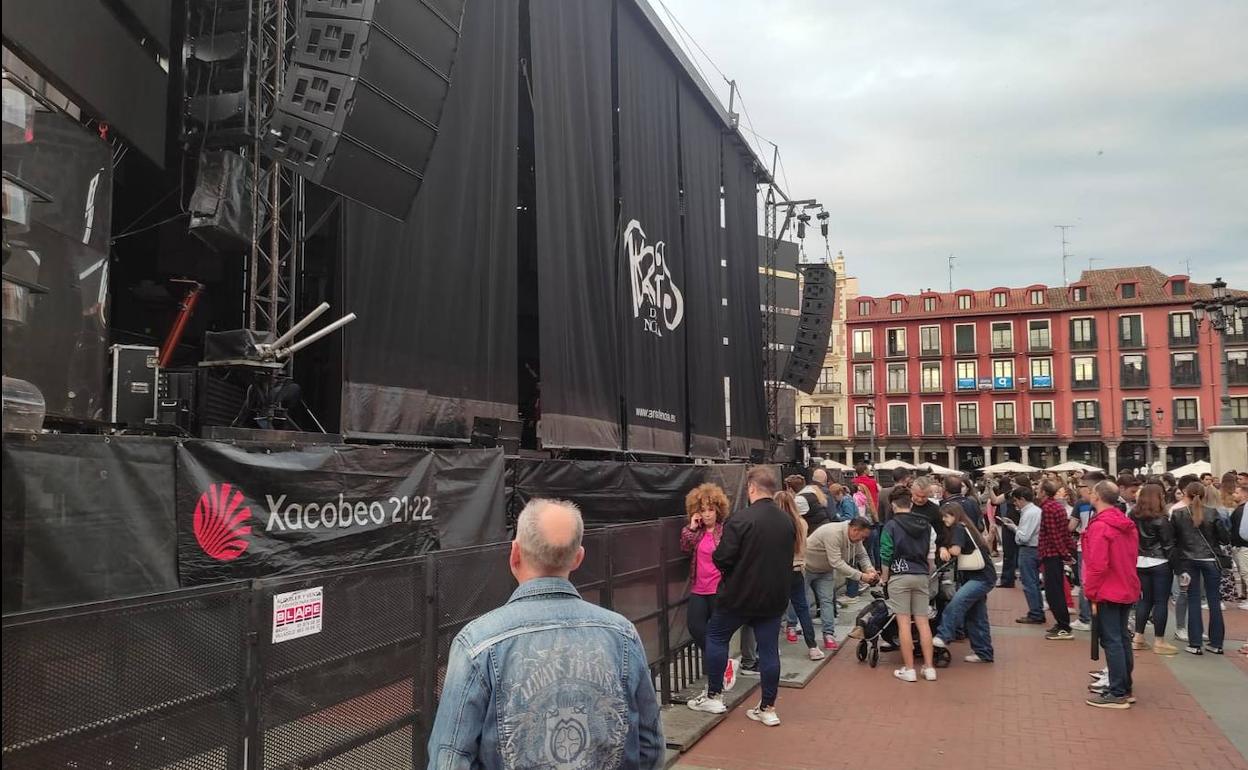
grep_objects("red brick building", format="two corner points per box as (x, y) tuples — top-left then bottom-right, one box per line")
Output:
(842, 267), (1248, 474)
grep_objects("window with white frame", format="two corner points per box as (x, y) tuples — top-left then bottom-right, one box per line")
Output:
(890, 298), (903, 314)
(990, 321), (1013, 352)
(1028, 319), (1051, 350)
(954, 323), (975, 354)
(855, 405), (875, 435)
(957, 403), (978, 434)
(1031, 401), (1054, 432)
(1030, 289), (1044, 305)
(886, 327), (906, 357)
(923, 296), (937, 311)
(852, 328), (873, 356)
(994, 402), (1016, 433)
(919, 325), (941, 355)
(1073, 400), (1099, 429)
(992, 291), (1007, 308)
(887, 403), (908, 435)
(920, 362), (941, 392)
(853, 364), (874, 394)
(957, 294), (973, 310)
(1118, 314), (1144, 348)
(1072, 356), (1098, 387)
(858, 300), (871, 315)
(992, 358), (1015, 387)
(886, 363), (908, 393)
(1172, 397), (1199, 429)
(956, 360), (977, 390)
(1029, 357), (1053, 388)
(922, 403), (942, 435)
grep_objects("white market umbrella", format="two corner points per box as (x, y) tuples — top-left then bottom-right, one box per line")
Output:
(875, 458), (916, 471)
(820, 458), (854, 471)
(1045, 461), (1104, 473)
(981, 460), (1041, 474)
(1169, 460), (1212, 478)
(919, 462), (961, 476)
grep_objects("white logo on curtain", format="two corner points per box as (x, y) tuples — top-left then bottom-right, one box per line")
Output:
(624, 219), (684, 337)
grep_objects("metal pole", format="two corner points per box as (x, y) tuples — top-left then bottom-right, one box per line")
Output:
(1145, 412), (1152, 474)
(1219, 331), (1233, 424)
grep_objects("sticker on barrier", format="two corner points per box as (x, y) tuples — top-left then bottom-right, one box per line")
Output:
(272, 586), (324, 643)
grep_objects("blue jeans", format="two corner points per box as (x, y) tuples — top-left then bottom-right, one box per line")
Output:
(787, 571), (840, 636)
(785, 571), (816, 647)
(1135, 563), (1172, 637)
(706, 611), (782, 707)
(1018, 546), (1044, 620)
(1185, 560), (1225, 648)
(1076, 551), (1092, 624)
(1097, 600), (1134, 698)
(937, 578), (994, 661)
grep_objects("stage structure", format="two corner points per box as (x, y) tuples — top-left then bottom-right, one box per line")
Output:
(2, 0), (795, 459)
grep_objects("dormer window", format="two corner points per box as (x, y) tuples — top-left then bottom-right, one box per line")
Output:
(923, 296), (937, 311)
(858, 300), (871, 315)
(890, 298), (903, 314)
(1072, 286), (1088, 302)
(1120, 282), (1137, 299)
(1171, 279), (1187, 296)
(992, 291), (1007, 308)
(1029, 289), (1044, 305)
(957, 294), (973, 310)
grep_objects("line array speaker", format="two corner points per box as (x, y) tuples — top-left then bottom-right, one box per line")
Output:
(781, 266), (836, 393)
(262, 0), (465, 219)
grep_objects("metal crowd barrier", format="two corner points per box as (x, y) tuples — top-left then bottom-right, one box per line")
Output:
(1, 517), (701, 769)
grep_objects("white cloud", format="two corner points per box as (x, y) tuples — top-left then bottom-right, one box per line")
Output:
(663, 0), (1248, 290)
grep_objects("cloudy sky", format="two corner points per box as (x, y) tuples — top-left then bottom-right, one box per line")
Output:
(661, 0), (1248, 295)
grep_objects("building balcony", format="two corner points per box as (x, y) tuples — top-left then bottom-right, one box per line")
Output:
(993, 421), (1018, 437)
(1173, 419), (1203, 434)
(1073, 420), (1101, 435)
(1119, 336), (1146, 351)
(1031, 423), (1057, 435)
(1227, 368), (1248, 386)
(1028, 342), (1053, 354)
(921, 424), (945, 438)
(817, 382), (843, 395)
(1170, 373), (1201, 388)
(853, 350), (874, 361)
(811, 424), (845, 439)
(920, 386), (942, 395)
(1120, 371), (1150, 389)
(954, 345), (976, 356)
(956, 426), (981, 437)
(1169, 334), (1198, 348)
(919, 347), (942, 359)
(1122, 422), (1151, 436)
(887, 426), (909, 437)
(1072, 378), (1100, 391)
(853, 386), (874, 396)
(991, 343), (1014, 355)
(1071, 339), (1098, 352)
(885, 386), (908, 395)
(885, 349), (907, 360)
(854, 427), (876, 438)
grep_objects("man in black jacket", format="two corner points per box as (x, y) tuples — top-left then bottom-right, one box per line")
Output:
(690, 467), (795, 727)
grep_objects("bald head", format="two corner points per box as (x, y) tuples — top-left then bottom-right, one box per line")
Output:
(812, 468), (829, 485)
(513, 499), (585, 579)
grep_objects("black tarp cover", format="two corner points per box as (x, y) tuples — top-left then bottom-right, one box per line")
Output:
(723, 146), (767, 457)
(616, 5), (687, 456)
(529, 0), (621, 451)
(176, 442), (506, 585)
(506, 458), (761, 528)
(339, 0), (518, 440)
(679, 84), (728, 458)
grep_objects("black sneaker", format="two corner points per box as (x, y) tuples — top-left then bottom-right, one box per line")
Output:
(1015, 616), (1045, 624)
(1087, 684), (1136, 704)
(1086, 692), (1132, 708)
(1045, 629), (1074, 641)
(738, 662), (761, 677)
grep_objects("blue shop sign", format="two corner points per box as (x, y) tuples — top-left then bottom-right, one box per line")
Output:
(957, 377), (977, 390)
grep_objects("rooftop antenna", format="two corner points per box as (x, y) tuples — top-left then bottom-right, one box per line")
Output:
(947, 254), (956, 292)
(1185, 257), (1192, 276)
(1055, 224), (1075, 285)
(1088, 256), (1101, 271)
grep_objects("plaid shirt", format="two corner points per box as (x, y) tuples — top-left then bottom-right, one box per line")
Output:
(1038, 498), (1076, 559)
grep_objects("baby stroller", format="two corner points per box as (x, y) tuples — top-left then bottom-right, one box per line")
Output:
(855, 560), (957, 669)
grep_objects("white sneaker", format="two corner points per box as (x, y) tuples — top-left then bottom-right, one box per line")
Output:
(1070, 620), (1092, 632)
(746, 705), (781, 726)
(1239, 601), (1248, 611)
(932, 636), (948, 649)
(964, 653), (990, 663)
(808, 647), (826, 661)
(921, 666), (938, 681)
(893, 667), (917, 682)
(1175, 629), (1189, 642)
(687, 693), (727, 714)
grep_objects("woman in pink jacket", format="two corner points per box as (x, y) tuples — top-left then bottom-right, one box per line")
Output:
(680, 483), (731, 655)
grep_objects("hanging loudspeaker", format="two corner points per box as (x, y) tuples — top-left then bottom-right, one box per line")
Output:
(782, 266), (836, 393)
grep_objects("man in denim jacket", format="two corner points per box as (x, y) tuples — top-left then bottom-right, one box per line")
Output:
(428, 498), (664, 769)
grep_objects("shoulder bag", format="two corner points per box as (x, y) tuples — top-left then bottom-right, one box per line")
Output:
(956, 525), (986, 571)
(1195, 520), (1232, 571)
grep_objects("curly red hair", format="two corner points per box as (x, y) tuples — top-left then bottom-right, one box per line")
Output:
(685, 483), (730, 523)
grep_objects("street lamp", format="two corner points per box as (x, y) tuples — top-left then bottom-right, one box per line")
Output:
(1129, 400), (1165, 474)
(864, 402), (877, 469)
(1192, 277), (1248, 424)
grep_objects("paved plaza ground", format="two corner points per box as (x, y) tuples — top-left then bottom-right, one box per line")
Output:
(674, 582), (1248, 770)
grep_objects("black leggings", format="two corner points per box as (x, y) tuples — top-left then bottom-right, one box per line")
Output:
(1043, 557), (1070, 630)
(688, 593), (718, 652)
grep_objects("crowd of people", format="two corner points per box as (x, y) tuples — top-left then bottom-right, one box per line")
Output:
(426, 464), (1247, 767)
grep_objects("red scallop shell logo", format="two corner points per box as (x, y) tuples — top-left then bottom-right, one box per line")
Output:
(193, 483), (253, 561)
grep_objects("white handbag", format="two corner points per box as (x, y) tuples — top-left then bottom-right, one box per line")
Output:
(956, 525), (986, 571)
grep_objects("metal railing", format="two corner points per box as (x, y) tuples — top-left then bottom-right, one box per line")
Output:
(1, 518), (700, 770)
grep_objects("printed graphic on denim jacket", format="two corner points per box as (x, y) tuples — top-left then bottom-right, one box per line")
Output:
(499, 636), (628, 769)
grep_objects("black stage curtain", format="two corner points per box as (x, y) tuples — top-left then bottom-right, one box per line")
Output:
(529, 0), (621, 450)
(339, 0), (518, 440)
(616, 6), (687, 456)
(679, 84), (727, 458)
(724, 146), (766, 457)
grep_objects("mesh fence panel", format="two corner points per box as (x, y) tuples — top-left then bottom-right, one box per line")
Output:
(432, 544), (515, 700)
(257, 561), (424, 770)
(1, 585), (248, 770)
